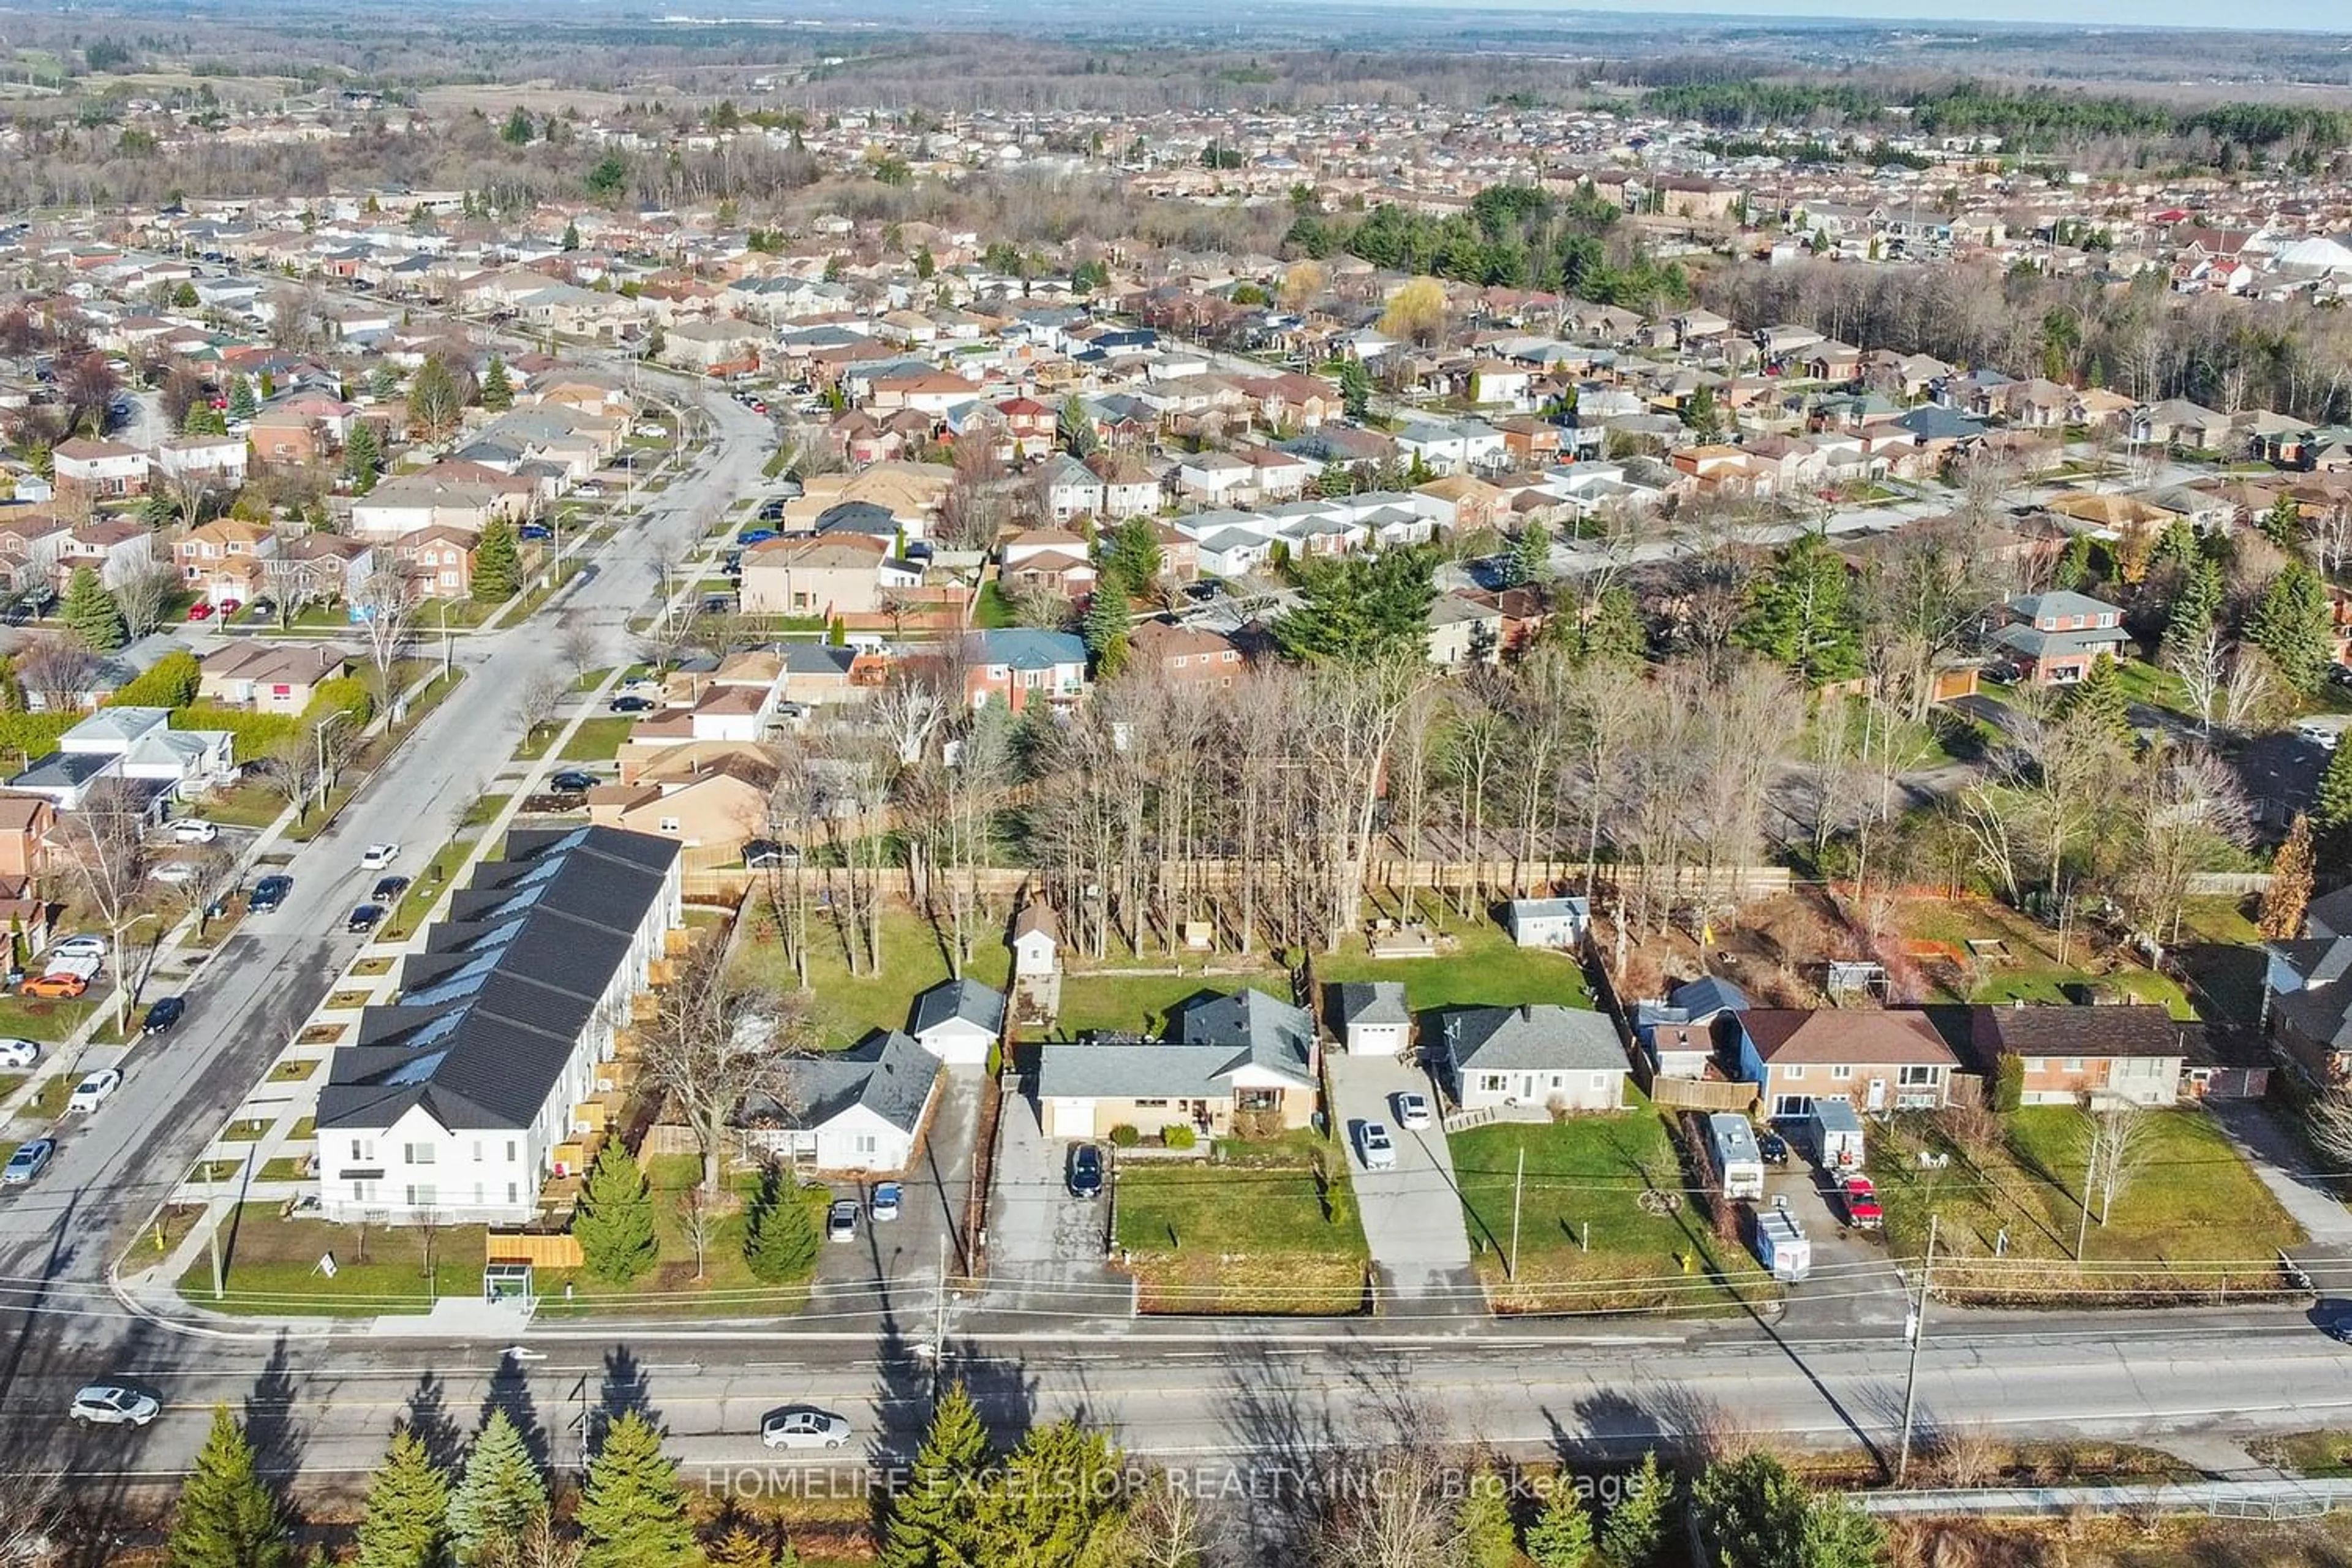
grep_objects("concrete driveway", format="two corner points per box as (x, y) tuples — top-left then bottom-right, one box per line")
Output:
(812, 1064), (985, 1300)
(981, 1087), (1117, 1311)
(2207, 1098), (2352, 1252)
(1325, 1054), (1477, 1313)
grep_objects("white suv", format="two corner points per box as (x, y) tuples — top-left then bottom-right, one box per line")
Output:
(171, 819), (218, 843)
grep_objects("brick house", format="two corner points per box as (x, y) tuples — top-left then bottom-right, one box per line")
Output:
(1733, 1008), (1959, 1117)
(1988, 590), (2132, 685)
(52, 438), (149, 499)
(1970, 1003), (2185, 1107)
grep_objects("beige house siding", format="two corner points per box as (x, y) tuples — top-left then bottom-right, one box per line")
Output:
(1039, 1087), (1315, 1141)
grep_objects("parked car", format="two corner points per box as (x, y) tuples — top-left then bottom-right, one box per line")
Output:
(2, 1138), (55, 1185)
(736, 527), (778, 546)
(1357, 1121), (1397, 1170)
(217, 598), (241, 617)
(249, 875), (292, 913)
(69, 1069), (123, 1114)
(185, 601), (214, 622)
(172, 818), (219, 843)
(870, 1182), (902, 1223)
(141, 997), (186, 1036)
(371, 876), (410, 903)
(549, 770), (598, 793)
(517, 524), (552, 541)
(346, 904), (384, 933)
(609, 695), (655, 714)
(1757, 1130), (1790, 1166)
(760, 1406), (851, 1450)
(0, 1038), (39, 1068)
(1839, 1173), (1883, 1231)
(360, 843), (400, 870)
(2326, 1314), (2352, 1346)
(248, 597), (277, 620)
(826, 1199), (859, 1244)
(1068, 1143), (1104, 1199)
(150, 860), (200, 887)
(69, 1384), (160, 1427)
(23, 971), (89, 999)
(48, 935), (108, 963)
(1394, 1092), (1432, 1131)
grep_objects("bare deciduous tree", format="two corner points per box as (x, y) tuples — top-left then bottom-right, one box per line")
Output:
(639, 929), (810, 1195)
(350, 561), (417, 702)
(51, 778), (153, 1035)
(516, 668), (567, 744)
(557, 614), (603, 687)
(113, 563), (180, 639)
(2080, 1096), (2158, 1231)
(14, 633), (98, 713)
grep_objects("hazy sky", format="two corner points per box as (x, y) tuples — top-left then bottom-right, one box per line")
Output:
(1412, 0), (2352, 31)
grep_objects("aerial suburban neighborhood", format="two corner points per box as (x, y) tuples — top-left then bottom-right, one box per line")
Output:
(5, 2), (2352, 1565)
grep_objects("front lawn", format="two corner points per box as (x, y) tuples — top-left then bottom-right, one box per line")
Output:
(734, 907), (1009, 1047)
(536, 1155), (827, 1318)
(179, 1205), (485, 1316)
(557, 717), (638, 762)
(0, 995), (97, 1042)
(1114, 1133), (1370, 1313)
(1452, 1104), (1776, 1314)
(1871, 1106), (2302, 1303)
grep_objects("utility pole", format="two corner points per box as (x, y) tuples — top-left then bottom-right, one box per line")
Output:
(1896, 1212), (1936, 1485)
(207, 1158), (224, 1300)
(1507, 1144), (1525, 1281)
(2077, 1118), (2099, 1261)
(931, 1230), (949, 1405)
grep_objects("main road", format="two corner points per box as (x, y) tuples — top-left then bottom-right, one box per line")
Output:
(0, 376), (774, 1357)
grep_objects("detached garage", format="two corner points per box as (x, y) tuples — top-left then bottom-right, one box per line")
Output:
(909, 979), (1005, 1067)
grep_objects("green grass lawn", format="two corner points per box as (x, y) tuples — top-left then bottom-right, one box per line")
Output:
(1055, 972), (1233, 1038)
(536, 1155), (826, 1318)
(1899, 897), (2195, 1018)
(736, 907), (1010, 1047)
(1871, 1106), (2301, 1303)
(973, 581), (1017, 628)
(0, 995), (96, 1042)
(1114, 1133), (1369, 1313)
(200, 783), (288, 829)
(1321, 914), (1594, 1012)
(179, 1205), (485, 1316)
(558, 717), (638, 762)
(1451, 1102), (1774, 1314)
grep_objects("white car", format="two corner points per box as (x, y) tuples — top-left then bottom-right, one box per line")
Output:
(150, 860), (200, 886)
(760, 1407), (851, 1450)
(42, 952), (103, 982)
(69, 1384), (160, 1427)
(47, 935), (108, 964)
(171, 818), (218, 843)
(1357, 1121), (1397, 1171)
(67, 1068), (123, 1114)
(0, 1038), (39, 1069)
(1395, 1092), (1433, 1131)
(360, 843), (401, 870)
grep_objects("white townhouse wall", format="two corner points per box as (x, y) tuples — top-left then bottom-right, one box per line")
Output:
(314, 826), (684, 1225)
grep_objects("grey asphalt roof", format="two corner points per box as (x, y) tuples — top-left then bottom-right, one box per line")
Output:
(911, 978), (1006, 1037)
(1333, 981), (1410, 1030)
(1439, 1005), (1628, 1074)
(749, 1030), (940, 1134)
(1035, 1040), (1313, 1101)
(1670, 976), (1751, 1017)
(1174, 987), (1314, 1059)
(317, 826), (677, 1133)
(1991, 622), (2130, 660)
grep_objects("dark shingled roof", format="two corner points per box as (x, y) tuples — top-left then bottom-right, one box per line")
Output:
(1972, 1003), (2187, 1060)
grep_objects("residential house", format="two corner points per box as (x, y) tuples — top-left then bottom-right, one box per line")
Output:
(173, 518), (279, 604)
(351, 464), (534, 540)
(965, 628), (1087, 714)
(1733, 1008), (1959, 1117)
(740, 533), (918, 619)
(1033, 988), (1318, 1140)
(1087, 452), (1161, 519)
(1988, 590), (2132, 685)
(586, 752), (775, 855)
(198, 643), (353, 715)
(314, 826), (685, 1224)
(7, 705), (235, 810)
(908, 979), (1006, 1068)
(2263, 932), (2352, 1086)
(51, 439), (149, 499)
(1427, 592), (1506, 668)
(1001, 528), (1099, 599)
(154, 434), (251, 489)
(0, 514), (70, 597)
(0, 793), (55, 884)
(1330, 981), (1411, 1057)
(396, 525), (478, 598)
(57, 521), (157, 591)
(1633, 976), (1752, 1084)
(274, 532), (377, 604)
(1970, 1002), (2185, 1107)
(738, 1031), (943, 1172)
(1035, 454), (1103, 525)
(1436, 1005), (1629, 1114)
(1126, 620), (1243, 687)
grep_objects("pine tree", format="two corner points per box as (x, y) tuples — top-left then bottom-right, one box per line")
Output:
(706, 1528), (773, 1568)
(563, 220), (582, 252)
(2051, 534), (2095, 592)
(744, 1173), (820, 1284)
(371, 364), (401, 401)
(1731, 530), (1860, 684)
(2262, 814), (2316, 941)
(1082, 588), (1130, 679)
(448, 1409), (548, 1566)
(345, 421), (383, 496)
(1597, 1451), (1672, 1568)
(353, 1429), (450, 1568)
(62, 565), (126, 652)
(480, 357), (514, 411)
(2063, 653), (2133, 742)
(500, 105), (535, 146)
(168, 1406), (292, 1568)
(2250, 562), (2335, 693)
(1098, 516), (1163, 595)
(1507, 520), (1552, 587)
(1524, 1482), (1596, 1568)
(573, 1137), (658, 1284)
(880, 1383), (990, 1568)
(576, 1411), (698, 1568)
(472, 517), (522, 604)
(0, 655), (23, 712)
(967, 1420), (1123, 1567)
(1457, 1468), (1517, 1568)
(2165, 559), (2223, 650)
(1575, 585), (1647, 666)
(227, 375), (258, 421)
(2263, 494), (2304, 551)
(2318, 742), (2352, 853)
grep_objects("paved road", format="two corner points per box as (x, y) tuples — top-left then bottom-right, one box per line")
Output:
(0, 377), (770, 1342)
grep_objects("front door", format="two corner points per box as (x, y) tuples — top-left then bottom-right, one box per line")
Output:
(1866, 1077), (1887, 1112)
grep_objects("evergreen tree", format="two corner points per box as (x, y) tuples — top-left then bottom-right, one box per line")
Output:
(2051, 533), (2095, 592)
(1098, 517), (1163, 596)
(573, 1137), (658, 1284)
(352, 1430), (450, 1568)
(744, 1172), (820, 1284)
(1597, 1452), (1672, 1568)
(1058, 394), (1100, 459)
(184, 403), (228, 437)
(967, 1420), (1125, 1568)
(576, 1411), (698, 1568)
(2150, 518), (2198, 575)
(1507, 520), (1552, 587)
(2250, 562), (2335, 693)
(563, 220), (582, 252)
(1336, 359), (1372, 421)
(168, 1406), (292, 1568)
(227, 375), (258, 421)
(1082, 588), (1131, 679)
(2263, 494), (2304, 552)
(1577, 585), (1647, 666)
(2063, 653), (2133, 742)
(2261, 814), (2316, 941)
(2318, 741), (2352, 847)
(706, 1529), (773, 1568)
(173, 280), (201, 309)
(480, 356), (514, 411)
(1457, 1469), (1517, 1568)
(1732, 530), (1861, 685)
(1524, 1482), (1596, 1568)
(345, 420), (383, 496)
(1272, 548), (1437, 665)
(2165, 558), (2223, 650)
(880, 1383), (990, 1568)
(370, 364), (401, 401)
(500, 105), (535, 146)
(0, 654), (23, 712)
(62, 565), (127, 652)
(447, 1409), (548, 1566)
(472, 517), (522, 605)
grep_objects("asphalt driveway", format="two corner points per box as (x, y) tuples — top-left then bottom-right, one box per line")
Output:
(981, 1086), (1117, 1311)
(1325, 1054), (1477, 1313)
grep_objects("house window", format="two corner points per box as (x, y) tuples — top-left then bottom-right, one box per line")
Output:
(2063, 1058), (2083, 1072)
(1590, 1074), (1608, 1091)
(658, 817), (681, 834)
(350, 1139), (375, 1163)
(854, 1134), (878, 1156)
(1133, 1099), (1169, 1109)
(508, 1183), (520, 1205)
(506, 1141), (518, 1162)
(1898, 1065), (1940, 1087)
(349, 1180), (378, 1204)
(404, 1185), (438, 1208)
(2023, 1057), (2044, 1072)
(1235, 1088), (1282, 1113)
(402, 1142), (435, 1165)
(1830, 1065), (1853, 1080)
(1479, 1072), (1510, 1095)
(1782, 1065), (1805, 1080)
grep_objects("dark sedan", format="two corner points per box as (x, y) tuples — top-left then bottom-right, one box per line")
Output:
(141, 996), (186, 1036)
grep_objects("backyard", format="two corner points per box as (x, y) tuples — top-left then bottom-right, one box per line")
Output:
(1113, 1133), (1370, 1314)
(1452, 1103), (1777, 1315)
(734, 907), (1011, 1048)
(1869, 1104), (2303, 1303)
(1898, 897), (2195, 1017)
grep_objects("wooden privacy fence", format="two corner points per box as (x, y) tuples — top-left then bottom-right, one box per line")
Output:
(1648, 1077), (1761, 1114)
(486, 1232), (585, 1270)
